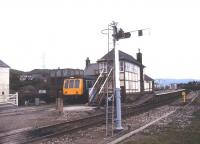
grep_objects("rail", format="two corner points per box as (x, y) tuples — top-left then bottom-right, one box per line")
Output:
(0, 113), (104, 144)
(0, 89), (185, 144)
(155, 89), (185, 96)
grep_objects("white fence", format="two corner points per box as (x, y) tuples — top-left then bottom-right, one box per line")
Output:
(0, 92), (19, 106)
(0, 94), (6, 103)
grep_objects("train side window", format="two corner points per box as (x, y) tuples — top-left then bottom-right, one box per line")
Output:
(69, 80), (74, 88)
(65, 80), (69, 88)
(75, 80), (80, 88)
(86, 80), (92, 89)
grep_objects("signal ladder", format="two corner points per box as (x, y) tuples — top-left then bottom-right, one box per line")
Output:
(105, 24), (115, 136)
(106, 93), (114, 136)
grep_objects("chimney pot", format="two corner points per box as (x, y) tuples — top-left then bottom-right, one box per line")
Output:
(86, 57), (90, 67)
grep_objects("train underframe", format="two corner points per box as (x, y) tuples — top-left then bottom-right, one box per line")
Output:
(63, 94), (88, 104)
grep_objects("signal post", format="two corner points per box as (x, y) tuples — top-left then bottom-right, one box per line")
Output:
(111, 21), (131, 130)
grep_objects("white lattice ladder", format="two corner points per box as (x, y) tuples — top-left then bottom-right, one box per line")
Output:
(105, 24), (115, 136)
(106, 93), (114, 136)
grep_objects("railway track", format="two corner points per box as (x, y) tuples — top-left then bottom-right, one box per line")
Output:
(0, 113), (104, 144)
(0, 89), (184, 144)
(124, 89), (182, 117)
(0, 105), (55, 117)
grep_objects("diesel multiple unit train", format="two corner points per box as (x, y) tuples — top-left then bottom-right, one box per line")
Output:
(62, 77), (95, 103)
(51, 68), (96, 103)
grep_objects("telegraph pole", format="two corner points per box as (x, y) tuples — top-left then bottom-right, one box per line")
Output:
(111, 21), (123, 130)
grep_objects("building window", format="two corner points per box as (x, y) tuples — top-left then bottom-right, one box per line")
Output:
(120, 73), (124, 80)
(120, 61), (124, 72)
(124, 62), (140, 93)
(120, 80), (124, 86)
(99, 62), (107, 73)
(125, 63), (130, 72)
(86, 80), (93, 89)
(125, 62), (137, 73)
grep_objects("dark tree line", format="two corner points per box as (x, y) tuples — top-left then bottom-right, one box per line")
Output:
(178, 81), (200, 91)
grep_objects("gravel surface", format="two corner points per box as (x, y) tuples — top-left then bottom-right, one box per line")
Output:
(121, 107), (200, 144)
(39, 91), (199, 144)
(39, 106), (176, 144)
(0, 104), (98, 133)
(1, 91), (198, 144)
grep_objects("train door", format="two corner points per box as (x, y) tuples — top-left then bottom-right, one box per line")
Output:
(85, 80), (93, 96)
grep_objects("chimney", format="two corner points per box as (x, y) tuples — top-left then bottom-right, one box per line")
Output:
(86, 57), (90, 67)
(136, 49), (144, 93)
(136, 48), (142, 64)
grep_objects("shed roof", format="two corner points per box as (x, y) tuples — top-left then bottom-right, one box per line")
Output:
(97, 48), (144, 67)
(0, 60), (10, 68)
(144, 74), (154, 81)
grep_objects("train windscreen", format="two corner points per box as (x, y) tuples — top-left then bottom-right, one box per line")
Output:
(69, 80), (74, 88)
(64, 80), (69, 88)
(75, 80), (80, 88)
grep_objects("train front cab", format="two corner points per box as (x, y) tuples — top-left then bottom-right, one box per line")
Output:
(63, 78), (91, 103)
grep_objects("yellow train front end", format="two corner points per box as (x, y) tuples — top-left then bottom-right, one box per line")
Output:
(63, 78), (86, 103)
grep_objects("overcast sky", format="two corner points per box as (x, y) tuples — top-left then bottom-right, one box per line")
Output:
(0, 0), (200, 79)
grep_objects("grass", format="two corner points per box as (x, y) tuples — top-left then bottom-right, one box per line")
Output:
(122, 109), (200, 144)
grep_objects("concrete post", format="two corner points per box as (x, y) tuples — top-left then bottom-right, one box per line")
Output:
(112, 21), (123, 130)
(58, 90), (63, 114)
(35, 97), (40, 106)
(16, 92), (18, 106)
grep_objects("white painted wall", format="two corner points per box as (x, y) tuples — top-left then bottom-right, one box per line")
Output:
(0, 67), (9, 102)
(144, 81), (153, 92)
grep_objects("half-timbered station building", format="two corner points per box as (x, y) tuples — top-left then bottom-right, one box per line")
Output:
(85, 49), (154, 101)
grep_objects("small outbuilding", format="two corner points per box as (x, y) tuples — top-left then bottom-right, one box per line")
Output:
(0, 60), (10, 103)
(144, 74), (154, 92)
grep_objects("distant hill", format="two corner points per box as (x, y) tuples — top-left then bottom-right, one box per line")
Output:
(155, 79), (200, 86)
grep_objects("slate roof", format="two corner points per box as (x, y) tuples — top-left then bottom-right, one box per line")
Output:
(97, 48), (144, 67)
(28, 69), (50, 74)
(0, 60), (10, 68)
(84, 63), (98, 76)
(144, 74), (154, 81)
